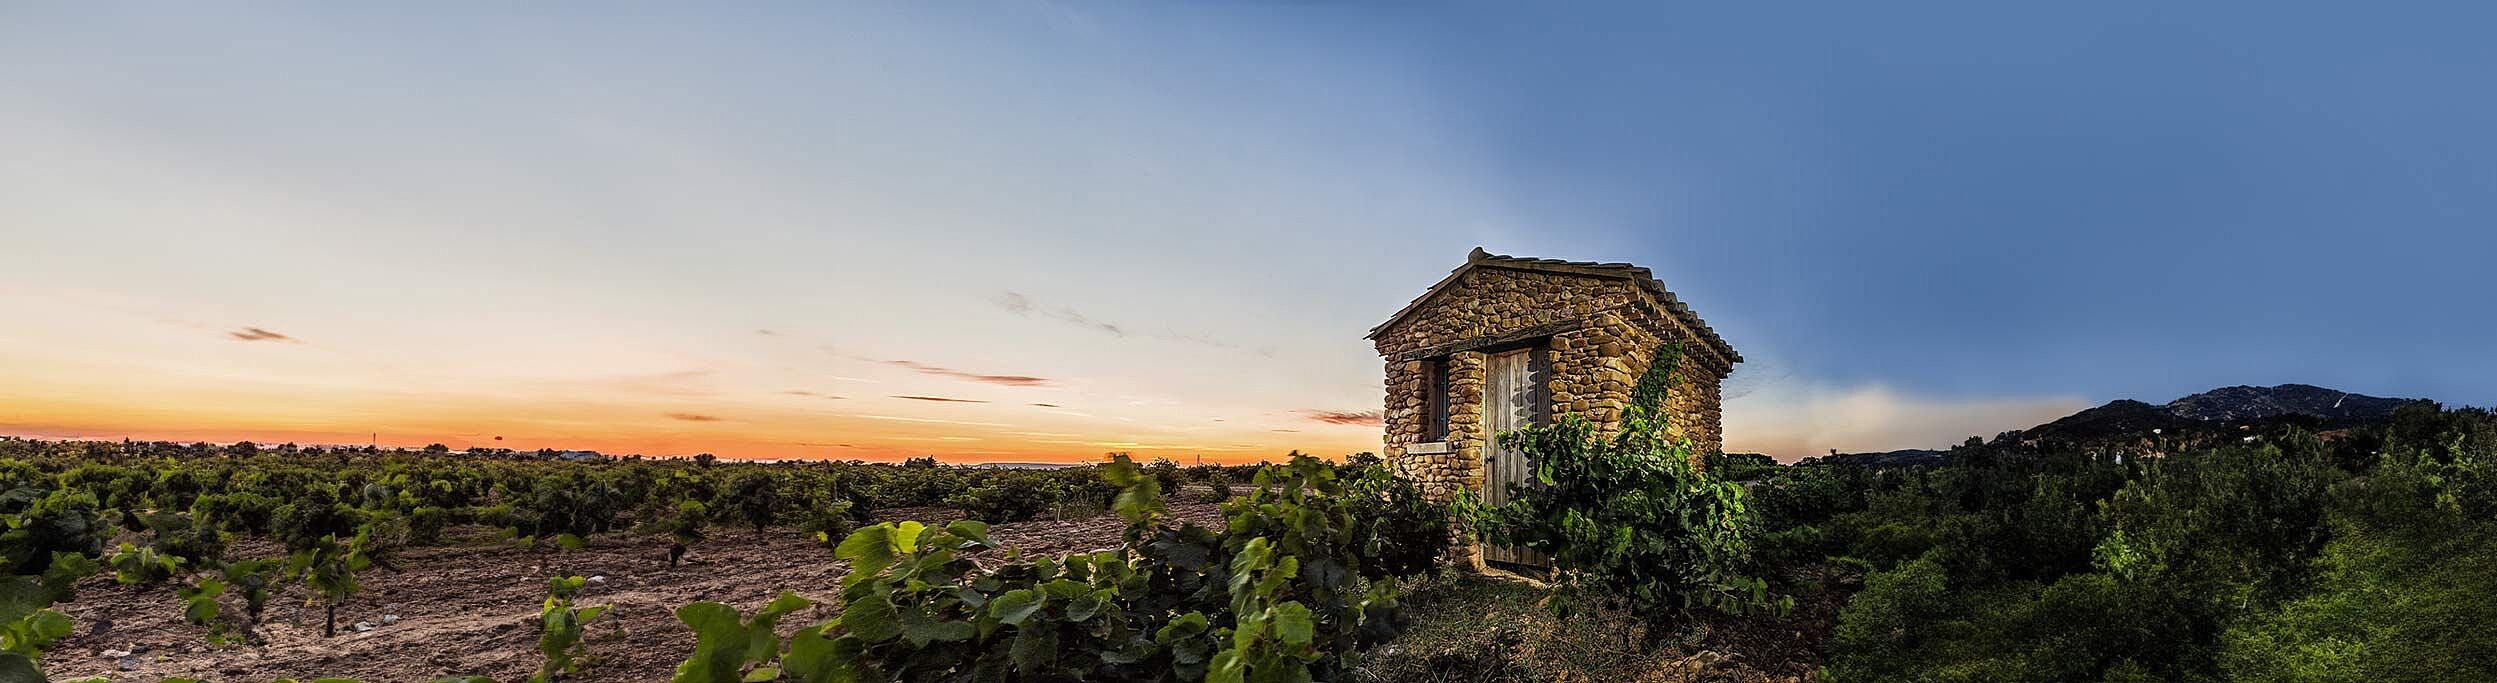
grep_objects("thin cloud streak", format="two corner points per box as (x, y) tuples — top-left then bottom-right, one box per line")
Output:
(996, 292), (1124, 336)
(850, 414), (1013, 427)
(227, 327), (298, 343)
(892, 395), (988, 403)
(995, 291), (1266, 354)
(882, 360), (1053, 387)
(1299, 409), (1385, 427)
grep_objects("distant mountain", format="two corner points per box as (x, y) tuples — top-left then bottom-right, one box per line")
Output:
(2020, 383), (2419, 445)
(2160, 383), (2411, 422)
(2024, 399), (2200, 441)
(1798, 384), (2422, 467)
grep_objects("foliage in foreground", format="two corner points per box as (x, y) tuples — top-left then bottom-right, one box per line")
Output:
(1775, 402), (2497, 682)
(663, 453), (1429, 682)
(535, 576), (612, 683)
(1470, 343), (1786, 637)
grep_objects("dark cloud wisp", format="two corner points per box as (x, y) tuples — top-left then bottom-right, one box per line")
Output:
(882, 360), (1052, 387)
(227, 327), (298, 343)
(1300, 409), (1385, 427)
(996, 292), (1125, 336)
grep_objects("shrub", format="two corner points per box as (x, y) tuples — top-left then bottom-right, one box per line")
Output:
(407, 506), (452, 545)
(799, 500), (858, 548)
(286, 533), (372, 638)
(719, 472), (778, 539)
(943, 476), (1051, 523)
(655, 499), (707, 567)
(0, 551), (97, 679)
(270, 486), (368, 553)
(535, 576), (612, 682)
(191, 492), (278, 536)
(1145, 457), (1184, 497)
(0, 489), (108, 575)
(106, 542), (185, 585)
(1340, 462), (1451, 580)
(751, 454), (1403, 681)
(1469, 343), (1786, 636)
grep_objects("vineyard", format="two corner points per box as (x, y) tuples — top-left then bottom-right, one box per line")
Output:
(0, 439), (1414, 682)
(3, 351), (2494, 682)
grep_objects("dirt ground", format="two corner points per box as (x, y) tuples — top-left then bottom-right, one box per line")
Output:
(1363, 565), (1854, 683)
(48, 501), (1224, 682)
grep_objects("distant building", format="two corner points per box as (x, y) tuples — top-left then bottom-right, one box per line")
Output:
(1368, 248), (1740, 568)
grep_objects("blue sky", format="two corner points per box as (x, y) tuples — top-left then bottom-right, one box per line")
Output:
(2, 3), (2490, 460)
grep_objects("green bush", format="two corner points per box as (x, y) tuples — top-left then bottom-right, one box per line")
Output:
(2219, 447), (2497, 681)
(535, 576), (611, 682)
(1470, 343), (1786, 635)
(269, 486), (368, 553)
(751, 453), (1403, 681)
(943, 476), (1051, 524)
(1340, 462), (1451, 580)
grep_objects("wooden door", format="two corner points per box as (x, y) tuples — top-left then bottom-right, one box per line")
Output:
(1481, 347), (1549, 567)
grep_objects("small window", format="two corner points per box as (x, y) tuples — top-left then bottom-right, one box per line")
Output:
(1424, 357), (1451, 441)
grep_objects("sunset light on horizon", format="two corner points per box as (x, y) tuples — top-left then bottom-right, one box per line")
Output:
(8, 4), (2490, 464)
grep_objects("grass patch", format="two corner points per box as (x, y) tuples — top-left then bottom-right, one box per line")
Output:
(1364, 573), (1832, 683)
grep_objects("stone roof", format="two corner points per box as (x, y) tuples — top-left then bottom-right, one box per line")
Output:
(1366, 247), (1742, 364)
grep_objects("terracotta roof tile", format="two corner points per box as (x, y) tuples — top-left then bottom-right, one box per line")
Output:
(1367, 247), (1742, 365)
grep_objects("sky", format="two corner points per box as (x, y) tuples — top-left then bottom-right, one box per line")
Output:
(3, 3), (2492, 463)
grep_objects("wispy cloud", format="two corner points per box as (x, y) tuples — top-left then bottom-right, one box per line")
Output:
(1029, 402), (1061, 408)
(227, 326), (299, 343)
(665, 412), (725, 422)
(784, 390), (845, 399)
(1300, 409), (1385, 427)
(996, 292), (1124, 336)
(882, 360), (1053, 387)
(893, 395), (989, 403)
(852, 414), (1012, 427)
(994, 292), (1267, 355)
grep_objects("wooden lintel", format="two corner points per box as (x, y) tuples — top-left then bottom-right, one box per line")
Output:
(1392, 320), (1582, 362)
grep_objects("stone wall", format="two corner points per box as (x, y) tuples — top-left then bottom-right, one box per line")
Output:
(1374, 266), (1733, 509)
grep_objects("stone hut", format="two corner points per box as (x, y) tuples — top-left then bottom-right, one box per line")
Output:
(1368, 248), (1740, 567)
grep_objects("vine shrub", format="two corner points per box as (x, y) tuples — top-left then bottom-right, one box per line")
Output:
(534, 576), (612, 682)
(686, 453), (1403, 681)
(1338, 463), (1452, 581)
(1470, 343), (1788, 636)
(668, 593), (815, 683)
(651, 500), (708, 568)
(800, 500), (858, 548)
(0, 551), (95, 680)
(287, 533), (374, 638)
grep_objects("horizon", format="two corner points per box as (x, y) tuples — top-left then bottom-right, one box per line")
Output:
(6, 4), (2493, 464)
(3, 379), (2449, 466)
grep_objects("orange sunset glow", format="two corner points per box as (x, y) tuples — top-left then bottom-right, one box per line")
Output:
(0, 287), (1385, 463)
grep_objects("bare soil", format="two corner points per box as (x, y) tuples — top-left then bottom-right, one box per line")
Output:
(48, 501), (1223, 682)
(1365, 564), (1854, 683)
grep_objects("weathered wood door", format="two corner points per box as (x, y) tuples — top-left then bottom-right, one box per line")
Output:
(1481, 347), (1549, 567)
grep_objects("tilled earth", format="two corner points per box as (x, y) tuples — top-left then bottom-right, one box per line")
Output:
(48, 501), (1223, 682)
